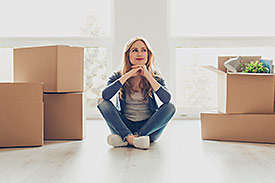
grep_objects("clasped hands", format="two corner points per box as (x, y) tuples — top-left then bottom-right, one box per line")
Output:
(131, 65), (151, 79)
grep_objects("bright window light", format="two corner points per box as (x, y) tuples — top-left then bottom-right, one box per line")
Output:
(0, 0), (111, 37)
(171, 0), (275, 36)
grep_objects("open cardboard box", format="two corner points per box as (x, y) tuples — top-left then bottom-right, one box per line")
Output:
(204, 56), (275, 114)
(201, 111), (275, 144)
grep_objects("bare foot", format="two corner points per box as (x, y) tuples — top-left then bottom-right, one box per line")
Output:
(126, 135), (135, 145)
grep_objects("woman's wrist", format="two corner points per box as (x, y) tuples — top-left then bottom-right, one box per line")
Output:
(146, 74), (161, 92)
(119, 72), (132, 85)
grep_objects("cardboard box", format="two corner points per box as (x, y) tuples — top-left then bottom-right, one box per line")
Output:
(44, 93), (85, 140)
(0, 83), (44, 147)
(204, 56), (275, 114)
(14, 45), (84, 93)
(201, 112), (275, 144)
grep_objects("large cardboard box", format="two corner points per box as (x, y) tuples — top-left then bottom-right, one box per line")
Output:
(204, 56), (275, 114)
(0, 83), (44, 147)
(201, 112), (275, 144)
(14, 45), (84, 93)
(44, 93), (85, 140)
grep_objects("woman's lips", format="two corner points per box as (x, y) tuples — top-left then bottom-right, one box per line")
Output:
(136, 58), (144, 60)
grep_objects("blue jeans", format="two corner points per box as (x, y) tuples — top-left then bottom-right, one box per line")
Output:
(97, 100), (176, 142)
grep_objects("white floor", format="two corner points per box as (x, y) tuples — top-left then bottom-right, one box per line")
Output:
(1, 120), (275, 183)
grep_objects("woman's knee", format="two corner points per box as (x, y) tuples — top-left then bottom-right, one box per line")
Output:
(161, 102), (176, 115)
(97, 98), (113, 107)
(97, 98), (116, 112)
(97, 98), (104, 105)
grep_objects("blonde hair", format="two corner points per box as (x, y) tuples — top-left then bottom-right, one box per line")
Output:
(118, 36), (161, 102)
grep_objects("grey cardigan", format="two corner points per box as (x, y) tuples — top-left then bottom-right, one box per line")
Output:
(102, 71), (171, 112)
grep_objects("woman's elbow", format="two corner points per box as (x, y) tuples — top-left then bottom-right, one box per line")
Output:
(102, 91), (111, 101)
(162, 94), (171, 104)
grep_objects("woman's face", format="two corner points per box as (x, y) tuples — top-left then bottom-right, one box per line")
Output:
(129, 40), (148, 66)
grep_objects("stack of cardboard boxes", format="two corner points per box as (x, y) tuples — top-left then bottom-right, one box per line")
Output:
(0, 45), (85, 148)
(201, 56), (275, 144)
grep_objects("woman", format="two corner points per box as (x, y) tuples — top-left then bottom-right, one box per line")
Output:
(97, 36), (176, 149)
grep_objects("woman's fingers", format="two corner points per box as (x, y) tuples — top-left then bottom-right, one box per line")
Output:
(132, 66), (142, 71)
(131, 66), (143, 76)
(137, 67), (143, 73)
(131, 65), (143, 68)
(140, 69), (144, 75)
(130, 65), (147, 77)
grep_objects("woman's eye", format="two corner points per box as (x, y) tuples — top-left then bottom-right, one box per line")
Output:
(132, 48), (146, 52)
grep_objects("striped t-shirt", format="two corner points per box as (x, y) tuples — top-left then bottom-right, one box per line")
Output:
(122, 92), (153, 122)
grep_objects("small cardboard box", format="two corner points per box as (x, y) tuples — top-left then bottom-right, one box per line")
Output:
(204, 56), (275, 114)
(14, 45), (84, 93)
(44, 93), (85, 140)
(201, 112), (275, 144)
(0, 83), (44, 147)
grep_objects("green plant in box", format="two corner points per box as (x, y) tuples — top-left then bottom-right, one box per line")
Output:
(240, 61), (269, 73)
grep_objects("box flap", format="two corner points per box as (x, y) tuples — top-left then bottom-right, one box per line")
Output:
(0, 82), (43, 102)
(217, 73), (227, 113)
(227, 72), (275, 76)
(202, 65), (225, 74)
(218, 56), (262, 72)
(14, 45), (57, 50)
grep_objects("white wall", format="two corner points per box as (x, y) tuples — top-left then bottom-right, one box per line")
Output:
(113, 0), (169, 85)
